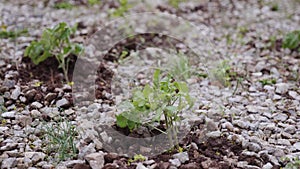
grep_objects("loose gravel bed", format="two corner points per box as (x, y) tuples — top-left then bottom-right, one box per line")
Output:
(1, 0), (300, 169)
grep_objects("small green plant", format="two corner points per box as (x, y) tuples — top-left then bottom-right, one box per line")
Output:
(0, 28), (28, 39)
(167, 52), (192, 82)
(283, 30), (300, 51)
(88, 0), (101, 5)
(259, 78), (276, 86)
(168, 0), (186, 8)
(34, 81), (43, 87)
(283, 156), (300, 169)
(111, 0), (132, 17)
(54, 2), (74, 9)
(270, 3), (279, 11)
(42, 117), (78, 162)
(128, 154), (147, 164)
(116, 69), (193, 149)
(25, 22), (83, 83)
(211, 60), (232, 87)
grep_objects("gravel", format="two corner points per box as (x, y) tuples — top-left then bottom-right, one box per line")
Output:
(0, 0), (299, 168)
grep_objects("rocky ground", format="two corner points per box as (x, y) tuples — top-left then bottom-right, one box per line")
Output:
(0, 0), (300, 169)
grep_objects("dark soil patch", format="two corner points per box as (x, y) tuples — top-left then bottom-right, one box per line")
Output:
(101, 121), (252, 169)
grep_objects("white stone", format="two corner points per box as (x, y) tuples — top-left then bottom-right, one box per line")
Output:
(85, 152), (105, 169)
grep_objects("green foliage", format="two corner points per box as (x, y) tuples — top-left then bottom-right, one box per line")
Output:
(211, 60), (232, 87)
(168, 52), (191, 81)
(116, 69), (193, 148)
(54, 2), (74, 9)
(270, 3), (279, 11)
(168, 0), (186, 8)
(88, 0), (101, 5)
(112, 0), (132, 17)
(259, 78), (276, 86)
(283, 30), (300, 51)
(42, 117), (78, 162)
(284, 156), (300, 169)
(0, 29), (28, 39)
(24, 22), (83, 82)
(128, 154), (147, 164)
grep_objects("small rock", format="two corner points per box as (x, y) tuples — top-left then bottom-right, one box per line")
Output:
(237, 161), (248, 168)
(73, 164), (91, 169)
(169, 159), (181, 167)
(104, 153), (119, 163)
(143, 160), (155, 165)
(157, 162), (170, 169)
(272, 113), (288, 122)
(56, 98), (70, 108)
(1, 111), (16, 119)
(85, 152), (105, 169)
(24, 152), (46, 164)
(0, 126), (9, 134)
(288, 91), (300, 100)
(62, 84), (72, 92)
(1, 157), (17, 168)
(262, 163), (273, 169)
(277, 139), (291, 146)
(0, 143), (18, 151)
(78, 143), (96, 159)
(11, 86), (21, 100)
(205, 131), (222, 138)
(172, 152), (189, 163)
(44, 93), (57, 102)
(25, 89), (37, 101)
(136, 163), (148, 169)
(248, 142), (262, 152)
(246, 105), (259, 113)
(19, 96), (27, 102)
(31, 102), (43, 109)
(65, 160), (86, 168)
(16, 115), (32, 127)
(65, 109), (75, 115)
(0, 60), (5, 67)
(201, 159), (213, 168)
(100, 132), (112, 143)
(30, 110), (41, 118)
(233, 120), (248, 129)
(293, 142), (300, 150)
(284, 125), (296, 134)
(275, 83), (289, 94)
(140, 146), (152, 153)
(180, 163), (200, 169)
(244, 165), (260, 169)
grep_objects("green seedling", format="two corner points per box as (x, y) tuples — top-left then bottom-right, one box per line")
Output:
(116, 69), (194, 149)
(259, 79), (276, 86)
(54, 2), (74, 9)
(270, 3), (279, 11)
(168, 52), (192, 82)
(283, 156), (300, 169)
(283, 30), (300, 51)
(111, 0), (132, 17)
(0, 29), (28, 39)
(211, 60), (232, 87)
(42, 116), (78, 162)
(34, 81), (43, 87)
(168, 0), (186, 8)
(25, 22), (83, 83)
(128, 154), (147, 164)
(88, 0), (101, 5)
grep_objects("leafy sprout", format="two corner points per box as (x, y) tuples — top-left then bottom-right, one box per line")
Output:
(0, 29), (28, 39)
(42, 116), (78, 162)
(24, 22), (83, 83)
(116, 69), (194, 149)
(283, 30), (300, 51)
